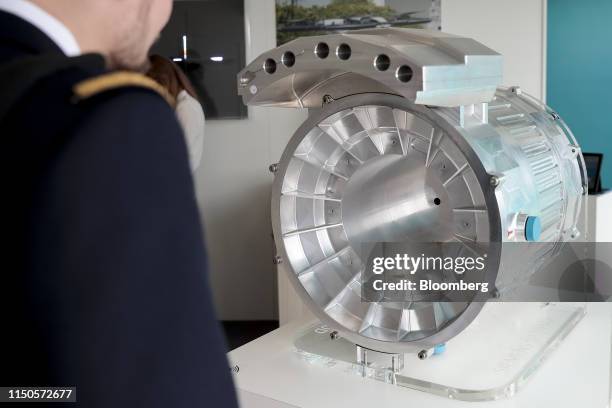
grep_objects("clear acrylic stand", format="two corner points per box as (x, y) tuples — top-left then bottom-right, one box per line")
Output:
(294, 303), (586, 402)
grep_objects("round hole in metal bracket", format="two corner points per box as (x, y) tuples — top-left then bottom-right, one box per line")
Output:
(374, 54), (390, 71)
(315, 42), (330, 59)
(396, 65), (413, 83)
(263, 58), (276, 74)
(434, 197), (441, 206)
(282, 51), (295, 67)
(336, 43), (351, 60)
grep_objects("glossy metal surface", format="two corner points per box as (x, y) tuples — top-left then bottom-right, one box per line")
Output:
(237, 28), (502, 108)
(341, 155), (450, 244)
(272, 93), (500, 352)
(240, 29), (587, 353)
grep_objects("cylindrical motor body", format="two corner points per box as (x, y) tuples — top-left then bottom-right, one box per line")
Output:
(238, 29), (587, 353)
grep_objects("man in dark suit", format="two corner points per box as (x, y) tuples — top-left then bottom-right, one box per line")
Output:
(0, 0), (238, 406)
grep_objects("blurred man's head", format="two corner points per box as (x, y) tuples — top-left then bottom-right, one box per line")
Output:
(31, 0), (173, 70)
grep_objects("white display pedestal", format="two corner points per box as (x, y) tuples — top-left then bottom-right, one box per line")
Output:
(587, 190), (612, 242)
(586, 191), (612, 301)
(264, 191), (612, 406)
(229, 303), (612, 408)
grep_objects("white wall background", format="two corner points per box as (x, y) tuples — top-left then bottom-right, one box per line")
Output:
(196, 0), (547, 322)
(193, 0), (306, 321)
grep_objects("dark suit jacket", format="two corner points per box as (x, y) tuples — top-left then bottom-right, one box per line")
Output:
(0, 11), (238, 407)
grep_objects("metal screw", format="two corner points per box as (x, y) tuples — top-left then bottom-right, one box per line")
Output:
(569, 229), (579, 239)
(273, 255), (283, 265)
(417, 350), (429, 360)
(490, 175), (500, 188)
(550, 111), (560, 121)
(330, 331), (339, 340)
(269, 163), (279, 173)
(322, 94), (335, 105)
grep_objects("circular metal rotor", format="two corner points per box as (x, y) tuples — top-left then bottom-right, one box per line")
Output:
(272, 94), (501, 353)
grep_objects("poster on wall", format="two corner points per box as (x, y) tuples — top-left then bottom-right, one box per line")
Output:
(276, 0), (441, 46)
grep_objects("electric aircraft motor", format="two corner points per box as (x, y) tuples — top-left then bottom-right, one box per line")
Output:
(237, 29), (587, 353)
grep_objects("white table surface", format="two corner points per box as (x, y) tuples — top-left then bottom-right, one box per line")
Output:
(229, 303), (612, 408)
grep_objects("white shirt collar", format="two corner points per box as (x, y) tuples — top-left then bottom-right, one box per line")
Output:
(0, 0), (80, 56)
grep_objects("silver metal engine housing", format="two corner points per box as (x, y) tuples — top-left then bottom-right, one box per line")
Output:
(238, 29), (586, 353)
